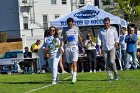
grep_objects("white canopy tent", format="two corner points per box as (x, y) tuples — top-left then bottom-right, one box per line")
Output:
(50, 5), (126, 27)
(50, 5), (125, 70)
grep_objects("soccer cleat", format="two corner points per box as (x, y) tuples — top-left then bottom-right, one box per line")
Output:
(71, 79), (77, 84)
(114, 74), (119, 80)
(62, 70), (68, 74)
(109, 76), (113, 82)
(52, 81), (57, 85)
(109, 79), (113, 82)
(89, 70), (92, 73)
(58, 72), (60, 74)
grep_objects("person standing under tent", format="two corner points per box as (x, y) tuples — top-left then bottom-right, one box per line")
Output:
(59, 55), (68, 74)
(125, 27), (138, 70)
(56, 29), (67, 74)
(119, 27), (127, 70)
(97, 17), (119, 81)
(84, 33), (97, 73)
(43, 26), (64, 84)
(61, 18), (84, 84)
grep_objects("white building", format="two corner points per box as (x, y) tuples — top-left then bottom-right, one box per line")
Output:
(19, 0), (71, 37)
(0, 0), (114, 39)
(19, 0), (99, 37)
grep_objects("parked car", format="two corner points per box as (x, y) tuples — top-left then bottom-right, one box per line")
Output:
(0, 50), (24, 74)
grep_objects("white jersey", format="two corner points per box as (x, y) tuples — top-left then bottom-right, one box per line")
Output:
(62, 26), (81, 63)
(62, 26), (81, 46)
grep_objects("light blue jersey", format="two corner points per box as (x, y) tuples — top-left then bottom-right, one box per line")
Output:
(62, 26), (81, 46)
(62, 26), (81, 63)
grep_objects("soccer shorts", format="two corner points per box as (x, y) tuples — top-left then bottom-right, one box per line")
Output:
(65, 45), (79, 64)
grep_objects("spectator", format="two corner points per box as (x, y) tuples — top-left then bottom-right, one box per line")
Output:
(58, 30), (67, 74)
(24, 47), (32, 58)
(30, 39), (41, 53)
(125, 27), (138, 70)
(97, 17), (119, 81)
(84, 34), (97, 73)
(77, 45), (84, 72)
(30, 40), (41, 73)
(43, 26), (64, 84)
(119, 27), (127, 70)
(61, 18), (84, 84)
(137, 36), (140, 64)
(59, 56), (67, 74)
(23, 47), (32, 74)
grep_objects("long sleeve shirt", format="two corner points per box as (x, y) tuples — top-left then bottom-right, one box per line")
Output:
(84, 39), (96, 50)
(119, 34), (127, 50)
(125, 34), (137, 52)
(43, 35), (61, 54)
(97, 26), (119, 51)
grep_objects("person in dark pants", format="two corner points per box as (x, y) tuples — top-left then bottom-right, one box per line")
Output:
(23, 47), (32, 74)
(119, 27), (127, 70)
(77, 45), (84, 72)
(84, 34), (97, 73)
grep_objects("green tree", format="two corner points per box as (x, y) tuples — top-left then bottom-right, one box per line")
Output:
(103, 0), (140, 28)
(114, 0), (140, 28)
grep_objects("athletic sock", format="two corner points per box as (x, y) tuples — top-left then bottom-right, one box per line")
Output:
(71, 70), (73, 76)
(73, 71), (77, 80)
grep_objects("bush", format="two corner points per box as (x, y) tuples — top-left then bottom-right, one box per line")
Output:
(0, 32), (7, 43)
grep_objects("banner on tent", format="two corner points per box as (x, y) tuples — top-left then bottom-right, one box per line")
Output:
(74, 10), (100, 19)
(60, 19), (103, 26)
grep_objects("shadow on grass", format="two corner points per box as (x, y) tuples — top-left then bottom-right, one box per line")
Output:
(1, 80), (51, 84)
(1, 79), (109, 85)
(61, 79), (108, 82)
(77, 79), (109, 81)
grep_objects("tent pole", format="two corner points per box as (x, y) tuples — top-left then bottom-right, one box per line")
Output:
(118, 25), (123, 70)
(70, 0), (73, 11)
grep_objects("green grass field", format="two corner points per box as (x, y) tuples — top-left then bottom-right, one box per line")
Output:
(0, 70), (140, 93)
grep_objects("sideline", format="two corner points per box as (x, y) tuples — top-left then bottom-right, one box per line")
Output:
(24, 73), (80, 93)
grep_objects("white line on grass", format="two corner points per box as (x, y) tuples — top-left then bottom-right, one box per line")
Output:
(24, 75), (73, 93)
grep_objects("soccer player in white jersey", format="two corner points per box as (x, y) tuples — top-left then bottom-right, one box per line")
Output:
(61, 18), (84, 84)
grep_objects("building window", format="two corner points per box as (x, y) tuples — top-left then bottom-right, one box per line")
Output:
(20, 6), (30, 13)
(95, 0), (99, 6)
(62, 0), (67, 4)
(54, 14), (60, 19)
(22, 0), (27, 3)
(43, 15), (48, 30)
(23, 17), (28, 29)
(80, 0), (85, 4)
(51, 0), (56, 4)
